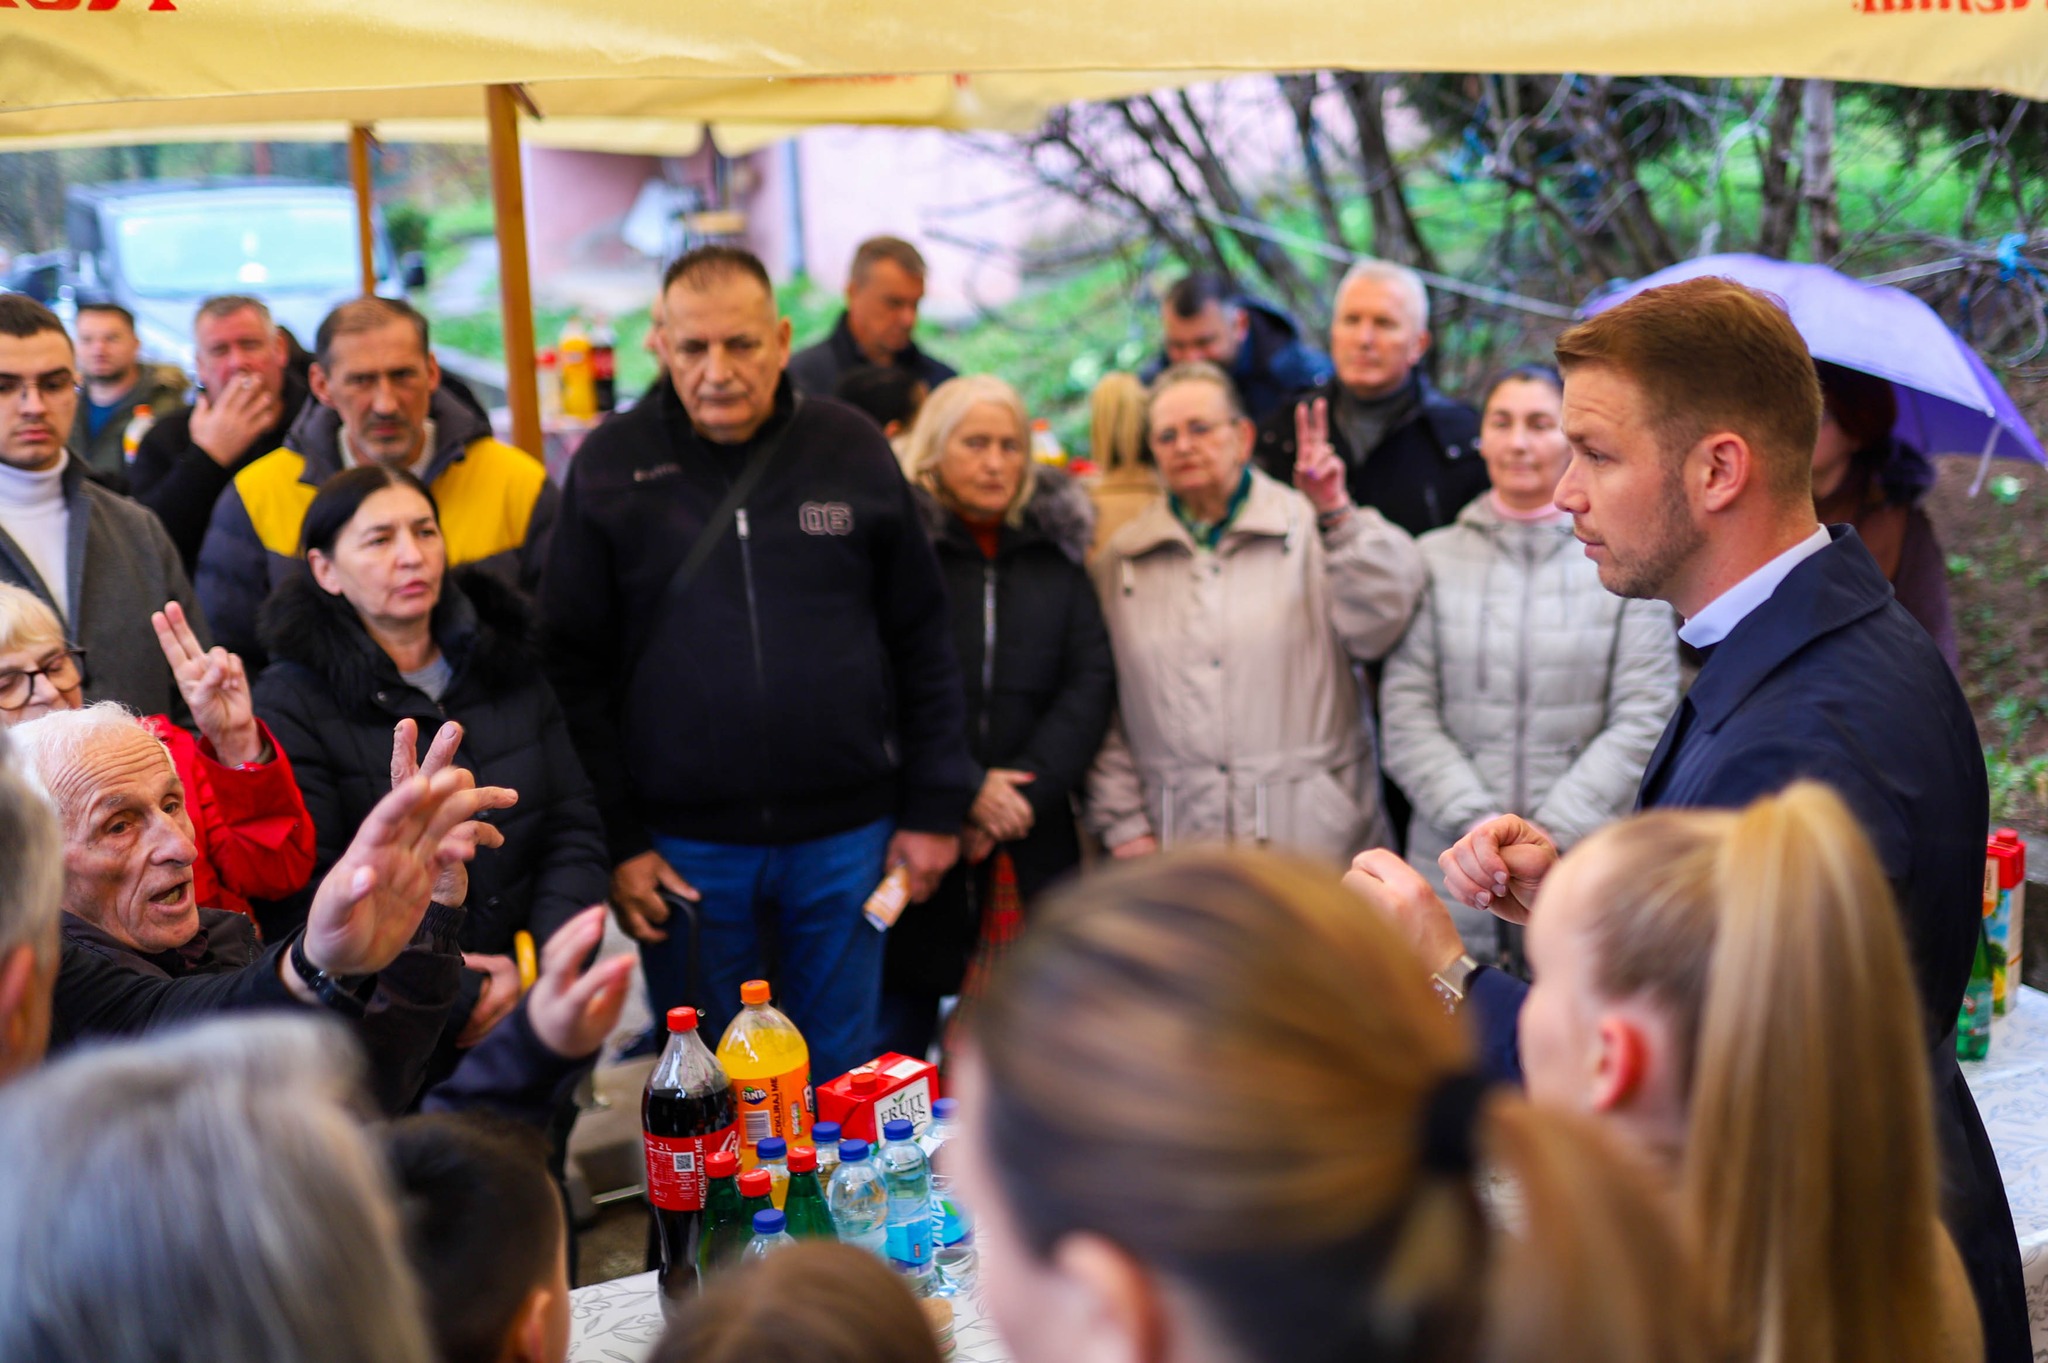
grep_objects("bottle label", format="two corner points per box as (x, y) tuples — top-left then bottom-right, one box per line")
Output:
(644, 1121), (739, 1212)
(732, 1064), (810, 1152)
(887, 1218), (933, 1267)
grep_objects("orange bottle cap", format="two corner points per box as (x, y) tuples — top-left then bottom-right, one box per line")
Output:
(740, 980), (772, 1006)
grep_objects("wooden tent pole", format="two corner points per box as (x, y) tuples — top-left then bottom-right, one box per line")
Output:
(487, 85), (543, 459)
(348, 123), (377, 295)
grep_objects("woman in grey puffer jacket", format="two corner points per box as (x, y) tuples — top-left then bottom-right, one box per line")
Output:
(1380, 365), (1678, 960)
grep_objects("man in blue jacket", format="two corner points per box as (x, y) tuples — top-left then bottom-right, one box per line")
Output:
(540, 246), (975, 1081)
(1357, 276), (2028, 1361)
(1139, 274), (1331, 427)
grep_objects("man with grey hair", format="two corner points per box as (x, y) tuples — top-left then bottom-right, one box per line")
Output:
(1255, 258), (1486, 539)
(15, 701), (634, 1117)
(13, 702), (509, 1093)
(788, 235), (959, 398)
(130, 293), (309, 570)
(0, 1014), (439, 1363)
(0, 731), (63, 1084)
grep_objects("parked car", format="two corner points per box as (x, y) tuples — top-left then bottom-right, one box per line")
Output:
(6, 177), (425, 371)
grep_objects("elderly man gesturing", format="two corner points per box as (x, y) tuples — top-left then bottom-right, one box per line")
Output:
(15, 703), (521, 1110)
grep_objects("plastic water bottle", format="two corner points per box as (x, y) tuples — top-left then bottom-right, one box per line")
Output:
(743, 1209), (795, 1263)
(825, 1138), (888, 1260)
(756, 1136), (790, 1210)
(878, 1118), (935, 1293)
(919, 1097), (977, 1294)
(812, 1122), (842, 1182)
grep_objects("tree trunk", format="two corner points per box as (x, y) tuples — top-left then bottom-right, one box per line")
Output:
(1755, 78), (1804, 260)
(1800, 79), (1841, 261)
(1279, 74), (1352, 258)
(1163, 91), (1321, 320)
(1341, 73), (1438, 272)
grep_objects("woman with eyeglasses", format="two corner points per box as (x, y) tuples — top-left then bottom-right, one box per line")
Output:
(0, 581), (317, 924)
(1084, 362), (1424, 862)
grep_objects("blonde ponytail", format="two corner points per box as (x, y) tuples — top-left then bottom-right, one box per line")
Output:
(973, 848), (1713, 1363)
(1575, 782), (1977, 1363)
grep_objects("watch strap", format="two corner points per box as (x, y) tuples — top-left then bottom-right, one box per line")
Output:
(1430, 953), (1482, 1012)
(288, 935), (377, 1018)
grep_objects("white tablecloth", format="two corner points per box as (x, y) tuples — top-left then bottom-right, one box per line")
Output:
(568, 1269), (1011, 1363)
(1963, 985), (2048, 1361)
(572, 988), (2048, 1363)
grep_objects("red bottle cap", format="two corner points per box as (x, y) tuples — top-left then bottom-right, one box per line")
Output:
(788, 1146), (817, 1174)
(850, 1068), (879, 1094)
(740, 980), (772, 1005)
(738, 1170), (771, 1197)
(666, 1007), (698, 1033)
(706, 1150), (738, 1179)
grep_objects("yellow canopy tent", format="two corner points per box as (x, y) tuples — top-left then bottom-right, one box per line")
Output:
(5, 0), (2042, 450)
(0, 71), (1220, 451)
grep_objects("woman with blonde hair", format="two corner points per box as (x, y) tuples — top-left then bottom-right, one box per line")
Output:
(1349, 781), (1982, 1363)
(1083, 371), (1156, 556)
(954, 847), (1716, 1363)
(883, 375), (1113, 1058)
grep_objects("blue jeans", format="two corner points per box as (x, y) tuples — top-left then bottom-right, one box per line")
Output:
(641, 818), (893, 1085)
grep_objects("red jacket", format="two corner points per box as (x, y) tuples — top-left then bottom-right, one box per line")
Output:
(141, 715), (316, 926)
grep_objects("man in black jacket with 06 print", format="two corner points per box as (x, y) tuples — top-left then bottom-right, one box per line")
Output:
(541, 246), (975, 1082)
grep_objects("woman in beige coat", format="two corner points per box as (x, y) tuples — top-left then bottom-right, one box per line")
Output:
(1084, 363), (1424, 864)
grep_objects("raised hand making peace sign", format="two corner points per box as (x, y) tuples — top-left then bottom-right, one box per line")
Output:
(1291, 396), (1351, 520)
(151, 600), (266, 766)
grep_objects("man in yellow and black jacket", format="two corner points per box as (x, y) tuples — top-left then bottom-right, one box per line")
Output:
(196, 298), (555, 664)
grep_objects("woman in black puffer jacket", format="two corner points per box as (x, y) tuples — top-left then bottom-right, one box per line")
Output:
(254, 466), (609, 1051)
(881, 376), (1117, 1060)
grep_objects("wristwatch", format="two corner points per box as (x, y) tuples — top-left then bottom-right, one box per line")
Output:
(1431, 952), (1483, 1013)
(288, 935), (377, 1018)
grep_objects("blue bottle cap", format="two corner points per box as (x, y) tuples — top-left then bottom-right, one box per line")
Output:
(837, 1138), (870, 1162)
(753, 1209), (786, 1235)
(758, 1137), (787, 1161)
(932, 1098), (958, 1120)
(814, 1121), (842, 1144)
(882, 1118), (915, 1142)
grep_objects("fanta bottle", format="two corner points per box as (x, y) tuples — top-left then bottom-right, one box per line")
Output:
(717, 979), (812, 1168)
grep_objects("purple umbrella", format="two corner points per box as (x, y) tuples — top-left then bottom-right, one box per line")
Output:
(1583, 253), (2045, 469)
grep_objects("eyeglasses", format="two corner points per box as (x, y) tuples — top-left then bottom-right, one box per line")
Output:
(0, 648), (87, 711)
(1149, 417), (1238, 449)
(0, 372), (78, 404)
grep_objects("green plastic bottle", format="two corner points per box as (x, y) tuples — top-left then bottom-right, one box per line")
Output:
(1957, 921), (1993, 1062)
(695, 1150), (751, 1283)
(782, 1146), (838, 1239)
(737, 1168), (776, 1234)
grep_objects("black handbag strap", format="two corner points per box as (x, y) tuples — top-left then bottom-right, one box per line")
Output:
(642, 396), (800, 653)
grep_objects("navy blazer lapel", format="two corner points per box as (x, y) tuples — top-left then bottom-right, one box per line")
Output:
(1634, 527), (1893, 809)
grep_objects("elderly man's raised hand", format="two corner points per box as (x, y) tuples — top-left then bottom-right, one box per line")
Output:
(390, 719), (505, 908)
(1439, 814), (1558, 925)
(299, 768), (519, 979)
(152, 601), (266, 766)
(525, 905), (636, 1059)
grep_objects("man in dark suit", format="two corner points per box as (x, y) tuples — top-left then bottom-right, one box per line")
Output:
(1356, 276), (2027, 1362)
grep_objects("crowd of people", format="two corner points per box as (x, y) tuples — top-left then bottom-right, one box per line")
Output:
(0, 217), (2024, 1363)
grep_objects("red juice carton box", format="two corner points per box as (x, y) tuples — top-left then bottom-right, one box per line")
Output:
(816, 1053), (940, 1143)
(1988, 829), (2027, 1016)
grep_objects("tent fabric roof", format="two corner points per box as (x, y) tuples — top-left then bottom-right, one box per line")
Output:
(4, 0), (2045, 116)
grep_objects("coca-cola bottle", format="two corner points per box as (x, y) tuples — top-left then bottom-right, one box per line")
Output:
(643, 1006), (739, 1314)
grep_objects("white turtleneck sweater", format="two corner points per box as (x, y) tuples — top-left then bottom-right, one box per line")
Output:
(0, 455), (72, 624)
